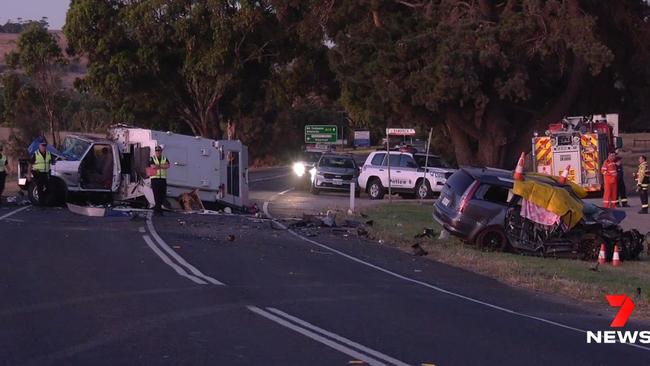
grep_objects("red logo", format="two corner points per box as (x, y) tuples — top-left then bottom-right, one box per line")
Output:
(606, 295), (635, 328)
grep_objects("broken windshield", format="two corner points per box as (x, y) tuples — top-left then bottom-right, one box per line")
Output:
(61, 137), (92, 161)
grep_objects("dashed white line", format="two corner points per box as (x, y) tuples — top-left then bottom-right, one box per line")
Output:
(146, 214), (225, 285)
(0, 206), (30, 221)
(248, 306), (402, 366)
(138, 226), (146, 233)
(142, 235), (207, 285)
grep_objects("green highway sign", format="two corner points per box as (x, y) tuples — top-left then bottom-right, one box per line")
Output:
(305, 125), (337, 143)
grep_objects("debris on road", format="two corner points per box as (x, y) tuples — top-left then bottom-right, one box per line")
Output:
(227, 234), (236, 242)
(178, 189), (205, 211)
(414, 228), (437, 239)
(67, 203), (106, 217)
(411, 243), (428, 256)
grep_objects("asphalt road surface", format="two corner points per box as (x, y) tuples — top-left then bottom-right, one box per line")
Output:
(1, 169), (649, 365)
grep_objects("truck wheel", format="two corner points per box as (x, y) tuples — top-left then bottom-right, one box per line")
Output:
(367, 179), (385, 200)
(476, 227), (509, 252)
(416, 180), (432, 199)
(27, 181), (40, 205)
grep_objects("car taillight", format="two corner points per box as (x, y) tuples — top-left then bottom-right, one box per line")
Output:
(459, 180), (480, 213)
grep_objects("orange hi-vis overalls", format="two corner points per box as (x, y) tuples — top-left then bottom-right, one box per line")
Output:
(601, 159), (618, 208)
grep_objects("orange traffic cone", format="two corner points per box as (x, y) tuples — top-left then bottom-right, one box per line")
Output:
(598, 244), (606, 264)
(558, 165), (570, 184)
(612, 245), (621, 267)
(513, 152), (525, 181)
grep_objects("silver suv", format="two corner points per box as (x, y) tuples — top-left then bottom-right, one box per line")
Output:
(311, 154), (360, 196)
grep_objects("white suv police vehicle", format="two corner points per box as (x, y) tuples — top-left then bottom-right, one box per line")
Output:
(358, 151), (455, 199)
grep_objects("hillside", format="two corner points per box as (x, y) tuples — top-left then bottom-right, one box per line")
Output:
(0, 31), (86, 88)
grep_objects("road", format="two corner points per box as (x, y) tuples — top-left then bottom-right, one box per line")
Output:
(1, 168), (649, 365)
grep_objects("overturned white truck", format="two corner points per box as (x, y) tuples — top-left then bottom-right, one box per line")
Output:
(19, 126), (249, 210)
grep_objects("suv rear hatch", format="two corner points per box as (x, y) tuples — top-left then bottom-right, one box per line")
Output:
(437, 169), (475, 211)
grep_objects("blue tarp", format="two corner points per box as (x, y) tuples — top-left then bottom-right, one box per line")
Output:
(27, 137), (64, 158)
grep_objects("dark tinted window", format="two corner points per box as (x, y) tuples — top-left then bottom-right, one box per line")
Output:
(415, 155), (449, 168)
(303, 152), (322, 163)
(400, 155), (418, 168)
(371, 153), (385, 166)
(320, 156), (356, 169)
(477, 184), (510, 204)
(446, 170), (474, 195)
(382, 154), (401, 167)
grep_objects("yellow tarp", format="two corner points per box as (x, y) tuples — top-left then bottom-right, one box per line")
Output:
(513, 178), (584, 229)
(526, 173), (588, 198)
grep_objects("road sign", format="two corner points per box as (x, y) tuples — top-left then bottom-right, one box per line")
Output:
(305, 125), (337, 143)
(354, 130), (370, 147)
(386, 128), (416, 136)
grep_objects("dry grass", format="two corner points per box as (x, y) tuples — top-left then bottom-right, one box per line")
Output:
(362, 202), (650, 319)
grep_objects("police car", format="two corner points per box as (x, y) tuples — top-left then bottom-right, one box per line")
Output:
(358, 151), (455, 199)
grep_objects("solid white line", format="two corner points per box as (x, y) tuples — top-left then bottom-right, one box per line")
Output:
(263, 188), (294, 219)
(142, 235), (207, 285)
(267, 307), (410, 366)
(247, 306), (393, 366)
(0, 206), (30, 221)
(138, 227), (145, 233)
(262, 201), (650, 352)
(249, 173), (291, 183)
(146, 215), (225, 285)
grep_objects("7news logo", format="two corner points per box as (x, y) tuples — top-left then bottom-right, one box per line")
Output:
(587, 295), (650, 344)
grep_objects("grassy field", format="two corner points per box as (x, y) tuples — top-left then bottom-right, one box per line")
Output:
(362, 202), (650, 319)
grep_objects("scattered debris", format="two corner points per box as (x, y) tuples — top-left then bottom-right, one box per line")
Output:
(224, 207), (233, 214)
(378, 239), (385, 244)
(178, 189), (205, 211)
(414, 228), (437, 239)
(411, 243), (428, 256)
(365, 220), (374, 226)
(67, 203), (106, 217)
(356, 226), (369, 237)
(227, 234), (236, 242)
(439, 230), (450, 240)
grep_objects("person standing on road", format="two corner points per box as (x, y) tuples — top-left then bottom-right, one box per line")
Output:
(635, 155), (649, 214)
(615, 154), (629, 207)
(0, 144), (8, 204)
(601, 152), (618, 208)
(27, 142), (53, 206)
(149, 146), (169, 216)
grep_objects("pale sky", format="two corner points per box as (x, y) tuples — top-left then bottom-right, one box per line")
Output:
(0, 0), (70, 30)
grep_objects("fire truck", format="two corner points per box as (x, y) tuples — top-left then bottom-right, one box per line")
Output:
(531, 114), (622, 192)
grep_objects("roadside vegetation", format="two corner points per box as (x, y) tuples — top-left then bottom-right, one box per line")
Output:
(363, 202), (650, 320)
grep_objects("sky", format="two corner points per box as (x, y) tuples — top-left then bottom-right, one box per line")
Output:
(0, 0), (70, 30)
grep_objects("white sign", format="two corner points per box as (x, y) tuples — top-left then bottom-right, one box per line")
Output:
(386, 128), (416, 136)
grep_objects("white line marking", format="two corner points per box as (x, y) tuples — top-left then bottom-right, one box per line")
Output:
(262, 199), (650, 352)
(248, 306), (395, 366)
(249, 173), (291, 183)
(146, 214), (225, 285)
(138, 227), (145, 233)
(0, 206), (30, 221)
(267, 307), (410, 366)
(263, 188), (294, 219)
(142, 235), (207, 285)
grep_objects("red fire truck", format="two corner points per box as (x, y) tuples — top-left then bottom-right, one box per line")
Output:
(531, 114), (622, 192)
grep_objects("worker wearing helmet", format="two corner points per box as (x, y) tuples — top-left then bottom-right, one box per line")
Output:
(601, 153), (618, 208)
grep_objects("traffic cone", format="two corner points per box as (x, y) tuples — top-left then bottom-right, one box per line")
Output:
(612, 245), (621, 267)
(513, 152), (525, 181)
(598, 244), (606, 265)
(558, 165), (570, 184)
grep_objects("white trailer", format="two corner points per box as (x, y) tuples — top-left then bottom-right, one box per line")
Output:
(110, 127), (249, 209)
(19, 127), (250, 209)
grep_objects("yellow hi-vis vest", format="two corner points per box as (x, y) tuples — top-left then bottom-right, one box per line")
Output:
(33, 151), (52, 173)
(0, 154), (6, 173)
(152, 155), (168, 179)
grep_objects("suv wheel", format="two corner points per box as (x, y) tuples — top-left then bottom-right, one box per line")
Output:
(367, 179), (385, 200)
(310, 183), (320, 195)
(476, 227), (509, 252)
(416, 180), (432, 199)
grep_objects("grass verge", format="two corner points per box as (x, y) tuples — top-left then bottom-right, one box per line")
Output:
(362, 202), (650, 320)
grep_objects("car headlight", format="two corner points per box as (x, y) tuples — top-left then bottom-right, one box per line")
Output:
(293, 162), (306, 177)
